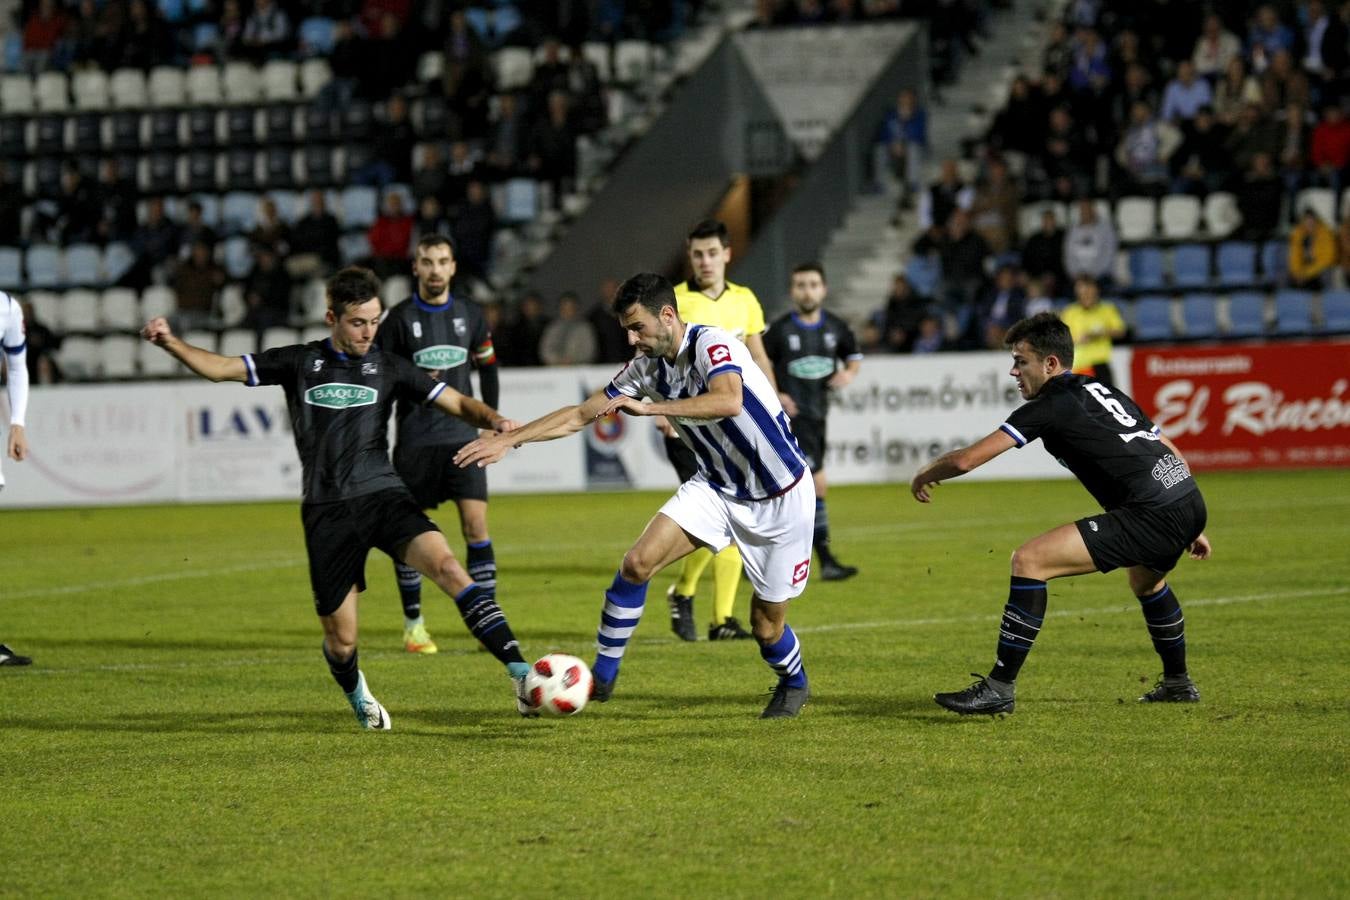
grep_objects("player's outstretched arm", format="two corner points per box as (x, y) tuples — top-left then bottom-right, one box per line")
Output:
(604, 371), (742, 421)
(430, 386), (518, 433)
(454, 388), (611, 468)
(141, 317), (247, 383)
(910, 429), (1017, 503)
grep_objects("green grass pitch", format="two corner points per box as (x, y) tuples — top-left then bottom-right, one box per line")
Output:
(2, 470), (1347, 897)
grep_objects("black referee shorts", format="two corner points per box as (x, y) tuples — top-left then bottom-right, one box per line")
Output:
(394, 442), (489, 509)
(789, 416), (826, 474)
(664, 434), (698, 483)
(301, 488), (439, 616)
(1076, 491), (1208, 575)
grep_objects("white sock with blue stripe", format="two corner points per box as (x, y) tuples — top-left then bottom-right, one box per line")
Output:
(593, 571), (648, 684)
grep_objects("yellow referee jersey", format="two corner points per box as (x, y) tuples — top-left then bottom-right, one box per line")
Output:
(673, 279), (766, 338)
(1060, 302), (1125, 370)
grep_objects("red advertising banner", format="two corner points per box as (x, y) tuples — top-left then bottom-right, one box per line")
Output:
(1130, 341), (1350, 470)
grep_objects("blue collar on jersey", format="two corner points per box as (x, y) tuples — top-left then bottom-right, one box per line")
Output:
(413, 291), (455, 314)
(790, 312), (824, 330)
(325, 338), (378, 361)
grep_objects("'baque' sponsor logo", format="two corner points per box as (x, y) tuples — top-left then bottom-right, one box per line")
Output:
(414, 345), (468, 369)
(304, 383), (378, 409)
(787, 355), (836, 380)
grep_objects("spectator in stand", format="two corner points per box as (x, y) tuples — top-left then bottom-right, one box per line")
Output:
(857, 317), (886, 355)
(1288, 207), (1338, 289)
(0, 168), (23, 245)
(172, 241), (226, 330)
(1109, 29), (1156, 87)
(214, 0), (247, 61)
(1335, 215), (1350, 283)
(249, 197), (290, 258)
(567, 44), (608, 135)
(367, 192), (414, 279)
(911, 316), (945, 354)
(588, 277), (630, 364)
(93, 159), (137, 244)
(1042, 21), (1072, 78)
(1059, 274), (1125, 386)
(1248, 5), (1295, 73)
(1115, 100), (1182, 196)
(413, 144), (451, 208)
(316, 18), (362, 112)
(1261, 49), (1311, 111)
(529, 37), (571, 107)
(239, 0), (291, 61)
(1310, 103), (1350, 193)
(528, 91), (579, 209)
(971, 264), (1027, 350)
(1235, 152), (1286, 241)
(919, 159), (974, 230)
(880, 273), (929, 353)
(486, 92), (528, 179)
(289, 190), (342, 278)
(1037, 105), (1094, 198)
(1023, 276), (1057, 317)
(413, 196), (452, 249)
(1224, 102), (1282, 175)
(54, 163), (100, 245)
(445, 140), (481, 208)
(877, 88), (928, 207)
(1276, 100), (1312, 194)
(1063, 198), (1117, 285)
(22, 0), (67, 72)
(989, 76), (1045, 157)
(19, 301), (61, 385)
(1022, 208), (1068, 299)
(1191, 13), (1241, 80)
(1105, 64), (1157, 148)
(450, 180), (497, 285)
(120, 0), (171, 70)
(1300, 0), (1348, 90)
(937, 209), (992, 325)
(1066, 26), (1111, 99)
(240, 245), (293, 331)
(179, 201), (219, 256)
(1171, 106), (1232, 195)
(351, 94), (415, 187)
(497, 292), (550, 367)
(443, 6), (487, 72)
(124, 197), (182, 290)
(444, 55), (493, 140)
(365, 12), (417, 101)
(1160, 60), (1213, 123)
(970, 156), (1022, 255)
(539, 292), (598, 366)
(1213, 57), (1262, 126)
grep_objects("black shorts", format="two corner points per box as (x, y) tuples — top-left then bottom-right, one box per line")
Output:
(1076, 491), (1207, 575)
(664, 434), (698, 483)
(394, 442), (489, 509)
(301, 488), (439, 616)
(790, 416), (826, 474)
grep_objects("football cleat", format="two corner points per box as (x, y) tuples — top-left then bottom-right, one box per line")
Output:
(514, 675), (540, 718)
(934, 673), (1015, 715)
(1138, 674), (1200, 703)
(346, 674), (392, 730)
(590, 673), (616, 703)
(666, 585), (697, 642)
(403, 621), (438, 655)
(0, 643), (32, 667)
(708, 616), (753, 641)
(819, 561), (859, 581)
(760, 680), (810, 718)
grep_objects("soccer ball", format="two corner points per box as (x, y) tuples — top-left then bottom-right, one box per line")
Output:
(524, 653), (593, 717)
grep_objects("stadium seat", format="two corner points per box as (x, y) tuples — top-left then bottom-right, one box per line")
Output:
(186, 65), (223, 105)
(1203, 191), (1241, 238)
(26, 245), (63, 288)
(148, 66), (187, 106)
(109, 68), (148, 108)
(342, 99), (374, 141)
(34, 71), (69, 112)
(66, 244), (103, 286)
(1132, 295), (1174, 341)
(0, 74), (35, 113)
(225, 148), (260, 189)
(221, 191), (259, 234)
(261, 60), (299, 101)
(300, 324), (329, 344)
(301, 104), (336, 141)
(413, 95), (449, 136)
(382, 275), (411, 303)
(100, 288), (141, 330)
(1261, 240), (1288, 283)
(65, 113), (101, 153)
(104, 243), (136, 284)
(25, 290), (61, 330)
(220, 236), (253, 279)
(262, 147), (296, 188)
(141, 285), (176, 320)
(583, 42), (612, 83)
(138, 336), (180, 375)
(1216, 241), (1258, 288)
(1273, 290), (1313, 335)
(417, 51), (444, 85)
(0, 116), (24, 156)
(146, 108), (180, 148)
(31, 157), (63, 197)
(183, 328), (219, 354)
(62, 289), (102, 330)
(100, 334), (139, 378)
(267, 189), (302, 224)
(500, 178), (539, 223)
(339, 232), (371, 264)
(1172, 243), (1211, 287)
(261, 326), (298, 349)
(493, 48), (533, 91)
(105, 110), (140, 151)
(72, 69), (109, 110)
(339, 185), (379, 228)
(141, 152), (178, 192)
(1322, 289), (1350, 332)
(302, 144), (337, 184)
(1294, 187), (1335, 223)
(614, 40), (653, 84)
(30, 114), (64, 154)
(903, 254), (942, 298)
(299, 59), (332, 97)
(0, 247), (22, 289)
(224, 105), (258, 144)
(218, 283), (246, 324)
(184, 106), (217, 145)
(180, 150), (219, 192)
(222, 62), (262, 104)
(1181, 294), (1219, 339)
(218, 328), (257, 356)
(263, 104), (295, 142)
(57, 335), (101, 380)
(1115, 196), (1157, 242)
(1127, 245), (1165, 291)
(299, 17), (337, 57)
(1227, 292), (1267, 337)
(1067, 198), (1111, 228)
(1159, 195), (1202, 239)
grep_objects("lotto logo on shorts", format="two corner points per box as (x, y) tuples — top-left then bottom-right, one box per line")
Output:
(707, 344), (732, 366)
(791, 559), (810, 585)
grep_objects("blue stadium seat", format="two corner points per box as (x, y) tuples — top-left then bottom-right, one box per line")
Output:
(299, 17), (337, 57)
(1322, 289), (1350, 332)
(1181, 294), (1219, 339)
(0, 247), (21, 288)
(1172, 244), (1211, 288)
(904, 255), (941, 298)
(1128, 246), (1165, 291)
(1261, 240), (1287, 284)
(339, 185), (378, 228)
(1132, 295), (1174, 341)
(25, 244), (63, 288)
(65, 243), (102, 285)
(1273, 289), (1313, 335)
(339, 232), (371, 264)
(221, 191), (259, 234)
(1216, 241), (1257, 288)
(220, 235), (252, 279)
(104, 242), (135, 283)
(1227, 292), (1267, 337)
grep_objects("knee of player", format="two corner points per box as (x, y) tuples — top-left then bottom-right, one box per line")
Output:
(323, 631), (357, 660)
(618, 549), (656, 584)
(1009, 545), (1040, 577)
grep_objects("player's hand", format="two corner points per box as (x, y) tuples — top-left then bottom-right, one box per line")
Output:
(141, 317), (174, 345)
(599, 395), (647, 418)
(493, 418), (521, 434)
(1188, 533), (1211, 560)
(910, 474), (938, 503)
(7, 424), (27, 462)
(654, 417), (676, 437)
(827, 371), (855, 390)
(777, 391), (799, 417)
(453, 433), (512, 468)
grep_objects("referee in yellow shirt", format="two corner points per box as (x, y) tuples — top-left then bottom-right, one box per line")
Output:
(1059, 275), (1126, 387)
(664, 220), (779, 642)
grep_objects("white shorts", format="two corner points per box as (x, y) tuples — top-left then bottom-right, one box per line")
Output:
(659, 473), (816, 602)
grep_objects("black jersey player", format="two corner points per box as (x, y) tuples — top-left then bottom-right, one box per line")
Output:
(910, 313), (1211, 714)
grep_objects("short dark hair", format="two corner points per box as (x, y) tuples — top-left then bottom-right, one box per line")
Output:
(687, 219), (729, 246)
(611, 272), (676, 318)
(415, 232), (456, 257)
(1005, 312), (1075, 368)
(327, 266), (382, 316)
(791, 261), (826, 282)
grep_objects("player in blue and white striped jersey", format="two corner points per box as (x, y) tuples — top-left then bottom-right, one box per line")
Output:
(456, 273), (817, 718)
(1, 291), (34, 666)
